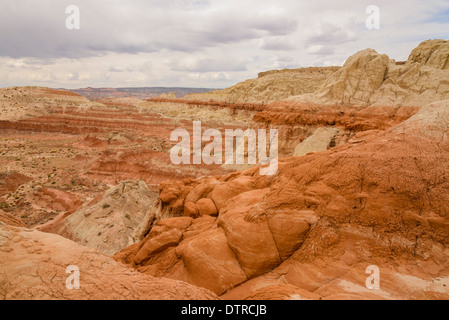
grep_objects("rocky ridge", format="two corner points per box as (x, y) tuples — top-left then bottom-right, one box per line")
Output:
(115, 100), (449, 299)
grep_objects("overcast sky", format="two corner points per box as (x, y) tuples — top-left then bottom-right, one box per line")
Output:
(1, 0), (448, 89)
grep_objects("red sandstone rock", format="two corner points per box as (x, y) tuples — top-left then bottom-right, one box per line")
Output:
(115, 100), (449, 299)
(0, 223), (217, 300)
(134, 229), (183, 264)
(2, 42), (449, 300)
(196, 198), (218, 216)
(184, 201), (199, 217)
(178, 228), (247, 294)
(0, 210), (26, 228)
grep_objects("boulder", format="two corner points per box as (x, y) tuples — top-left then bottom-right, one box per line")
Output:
(196, 198), (218, 216)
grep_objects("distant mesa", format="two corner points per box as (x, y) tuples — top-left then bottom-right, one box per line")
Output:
(185, 39), (449, 107)
(68, 87), (216, 101)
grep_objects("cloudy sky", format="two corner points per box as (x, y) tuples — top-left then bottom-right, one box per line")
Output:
(1, 0), (449, 89)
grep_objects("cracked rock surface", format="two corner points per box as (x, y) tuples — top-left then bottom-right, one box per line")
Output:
(0, 211), (217, 300)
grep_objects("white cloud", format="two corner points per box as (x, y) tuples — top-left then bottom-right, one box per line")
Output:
(0, 0), (448, 88)
(169, 56), (249, 72)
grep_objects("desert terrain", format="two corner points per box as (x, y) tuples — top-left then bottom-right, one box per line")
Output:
(70, 87), (215, 101)
(1, 39), (449, 300)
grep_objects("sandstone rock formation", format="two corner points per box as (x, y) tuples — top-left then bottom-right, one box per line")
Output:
(115, 100), (449, 299)
(186, 67), (340, 104)
(0, 210), (26, 228)
(0, 221), (217, 300)
(185, 40), (449, 107)
(34, 188), (83, 214)
(2, 40), (449, 300)
(0, 88), (244, 230)
(41, 180), (157, 255)
(293, 127), (340, 157)
(291, 39), (449, 106)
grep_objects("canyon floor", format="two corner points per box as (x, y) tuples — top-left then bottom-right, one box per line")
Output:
(1, 39), (449, 300)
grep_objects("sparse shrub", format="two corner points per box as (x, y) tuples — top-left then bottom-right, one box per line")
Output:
(102, 203), (111, 209)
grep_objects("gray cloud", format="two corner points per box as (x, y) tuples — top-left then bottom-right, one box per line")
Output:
(169, 57), (248, 72)
(260, 37), (297, 51)
(1, 0), (449, 88)
(0, 0), (297, 59)
(307, 45), (335, 56)
(306, 22), (357, 45)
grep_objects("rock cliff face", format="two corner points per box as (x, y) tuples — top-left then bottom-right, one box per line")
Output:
(186, 40), (449, 107)
(291, 39), (449, 106)
(186, 67), (340, 104)
(115, 100), (449, 299)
